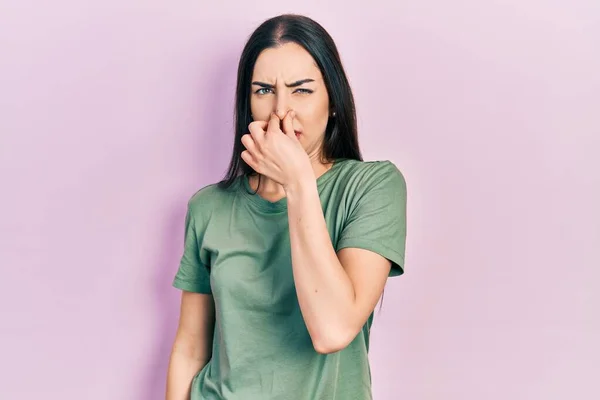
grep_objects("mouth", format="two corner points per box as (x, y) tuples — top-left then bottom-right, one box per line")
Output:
(294, 130), (302, 137)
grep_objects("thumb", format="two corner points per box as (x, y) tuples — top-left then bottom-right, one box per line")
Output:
(282, 110), (296, 139)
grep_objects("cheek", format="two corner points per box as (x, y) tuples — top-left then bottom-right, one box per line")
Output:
(294, 103), (329, 130)
(250, 98), (275, 120)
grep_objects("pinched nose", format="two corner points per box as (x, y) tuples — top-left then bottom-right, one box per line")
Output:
(275, 108), (289, 120)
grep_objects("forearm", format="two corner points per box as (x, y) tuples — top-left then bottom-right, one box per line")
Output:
(166, 341), (210, 400)
(285, 178), (357, 353)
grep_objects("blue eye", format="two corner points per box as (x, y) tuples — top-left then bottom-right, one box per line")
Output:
(255, 88), (273, 95)
(254, 88), (313, 95)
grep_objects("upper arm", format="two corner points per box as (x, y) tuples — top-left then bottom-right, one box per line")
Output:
(172, 200), (212, 294)
(337, 248), (391, 330)
(173, 291), (215, 361)
(334, 161), (407, 339)
(171, 193), (215, 359)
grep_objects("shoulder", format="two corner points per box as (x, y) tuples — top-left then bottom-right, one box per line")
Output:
(338, 159), (406, 192)
(188, 183), (220, 209)
(186, 179), (239, 221)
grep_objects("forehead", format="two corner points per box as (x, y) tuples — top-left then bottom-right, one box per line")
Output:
(252, 42), (322, 80)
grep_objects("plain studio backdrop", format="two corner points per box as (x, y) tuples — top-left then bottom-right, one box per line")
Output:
(0, 1), (598, 399)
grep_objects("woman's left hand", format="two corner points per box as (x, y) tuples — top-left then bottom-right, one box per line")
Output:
(241, 110), (313, 189)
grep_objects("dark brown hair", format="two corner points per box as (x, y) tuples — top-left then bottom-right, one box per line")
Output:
(217, 14), (362, 189)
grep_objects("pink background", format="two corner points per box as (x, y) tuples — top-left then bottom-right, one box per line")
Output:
(1, 1), (598, 399)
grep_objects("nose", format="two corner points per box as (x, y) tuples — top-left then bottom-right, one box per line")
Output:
(275, 94), (290, 120)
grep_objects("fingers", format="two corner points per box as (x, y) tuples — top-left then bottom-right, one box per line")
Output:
(248, 120), (268, 136)
(241, 131), (261, 172)
(241, 132), (258, 155)
(282, 110), (295, 138)
(250, 119), (269, 129)
(267, 112), (281, 134)
(248, 120), (268, 147)
(240, 149), (257, 171)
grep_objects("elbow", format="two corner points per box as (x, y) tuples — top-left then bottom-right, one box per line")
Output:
(311, 327), (355, 355)
(313, 341), (345, 355)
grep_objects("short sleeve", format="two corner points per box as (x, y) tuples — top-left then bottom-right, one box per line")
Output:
(336, 161), (407, 277)
(172, 202), (212, 293)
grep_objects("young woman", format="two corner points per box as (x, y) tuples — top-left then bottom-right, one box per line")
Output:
(166, 14), (407, 400)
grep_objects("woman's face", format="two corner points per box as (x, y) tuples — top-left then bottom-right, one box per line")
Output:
(250, 42), (331, 156)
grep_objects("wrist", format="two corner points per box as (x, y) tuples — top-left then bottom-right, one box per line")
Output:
(284, 174), (317, 199)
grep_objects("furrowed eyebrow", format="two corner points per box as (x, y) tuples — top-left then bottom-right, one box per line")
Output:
(251, 78), (315, 88)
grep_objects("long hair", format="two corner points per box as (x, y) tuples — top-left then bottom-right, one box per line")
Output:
(217, 14), (363, 189)
(215, 15), (387, 313)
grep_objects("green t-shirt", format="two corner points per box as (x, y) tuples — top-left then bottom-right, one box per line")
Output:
(173, 158), (407, 400)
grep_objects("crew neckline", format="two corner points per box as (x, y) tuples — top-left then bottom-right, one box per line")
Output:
(240, 158), (345, 213)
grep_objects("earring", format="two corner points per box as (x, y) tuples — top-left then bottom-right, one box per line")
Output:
(332, 111), (336, 117)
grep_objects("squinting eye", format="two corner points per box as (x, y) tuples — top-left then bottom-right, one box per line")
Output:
(255, 88), (273, 95)
(295, 89), (313, 94)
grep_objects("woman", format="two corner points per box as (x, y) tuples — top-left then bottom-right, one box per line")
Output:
(166, 14), (407, 400)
